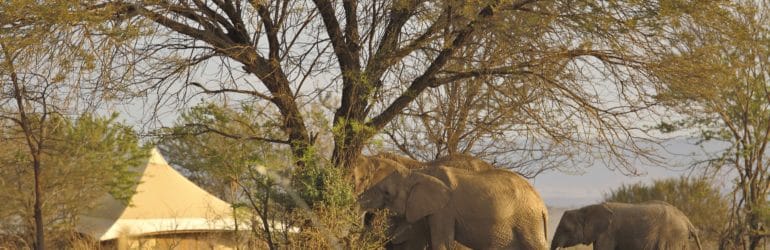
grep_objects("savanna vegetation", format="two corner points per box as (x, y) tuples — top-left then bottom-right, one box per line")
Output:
(2, 0), (770, 249)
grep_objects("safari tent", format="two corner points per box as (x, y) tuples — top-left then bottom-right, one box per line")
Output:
(76, 148), (244, 249)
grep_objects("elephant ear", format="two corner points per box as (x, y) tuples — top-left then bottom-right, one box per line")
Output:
(405, 172), (450, 223)
(582, 203), (613, 242)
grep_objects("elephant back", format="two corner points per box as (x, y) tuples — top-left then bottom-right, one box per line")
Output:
(428, 154), (495, 171)
(606, 202), (699, 249)
(372, 152), (424, 169)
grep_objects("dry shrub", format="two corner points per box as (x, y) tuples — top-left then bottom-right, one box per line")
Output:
(288, 206), (388, 249)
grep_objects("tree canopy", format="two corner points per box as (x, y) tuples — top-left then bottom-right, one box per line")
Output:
(99, 0), (704, 173)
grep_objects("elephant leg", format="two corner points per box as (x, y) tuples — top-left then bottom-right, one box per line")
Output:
(427, 214), (454, 250)
(448, 241), (471, 250)
(389, 218), (430, 250)
(593, 234), (616, 250)
(390, 240), (429, 250)
(513, 225), (548, 250)
(402, 238), (430, 250)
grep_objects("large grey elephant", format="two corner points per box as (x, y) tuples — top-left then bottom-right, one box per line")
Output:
(352, 153), (494, 249)
(375, 152), (494, 172)
(358, 164), (549, 250)
(351, 153), (493, 194)
(551, 201), (703, 250)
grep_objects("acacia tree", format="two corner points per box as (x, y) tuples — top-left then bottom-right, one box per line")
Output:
(0, 114), (147, 248)
(104, 0), (701, 172)
(652, 1), (770, 248)
(0, 1), (141, 248)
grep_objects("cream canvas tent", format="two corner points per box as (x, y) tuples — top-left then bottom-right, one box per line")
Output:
(76, 148), (241, 246)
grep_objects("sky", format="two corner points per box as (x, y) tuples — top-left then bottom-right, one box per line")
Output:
(532, 138), (729, 208)
(533, 163), (688, 208)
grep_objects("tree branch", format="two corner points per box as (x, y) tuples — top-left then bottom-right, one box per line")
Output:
(312, 0), (355, 68)
(177, 123), (290, 144)
(188, 82), (274, 101)
(369, 4), (497, 131)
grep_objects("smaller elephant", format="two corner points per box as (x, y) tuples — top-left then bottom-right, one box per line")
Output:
(551, 201), (702, 250)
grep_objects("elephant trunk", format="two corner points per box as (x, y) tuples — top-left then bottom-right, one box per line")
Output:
(550, 239), (560, 250)
(550, 233), (566, 250)
(363, 211), (375, 228)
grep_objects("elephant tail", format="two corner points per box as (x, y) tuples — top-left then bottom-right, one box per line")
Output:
(692, 231), (703, 250)
(542, 211), (548, 245)
(688, 223), (703, 250)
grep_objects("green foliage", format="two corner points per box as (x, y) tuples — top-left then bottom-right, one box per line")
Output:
(64, 113), (149, 202)
(0, 113), (147, 247)
(290, 148), (355, 208)
(161, 102), (360, 248)
(161, 102), (288, 196)
(165, 101), (354, 209)
(605, 177), (728, 242)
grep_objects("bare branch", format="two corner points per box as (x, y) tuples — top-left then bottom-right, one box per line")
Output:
(174, 123), (290, 144)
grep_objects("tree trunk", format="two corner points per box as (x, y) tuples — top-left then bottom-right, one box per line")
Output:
(748, 211), (762, 250)
(331, 75), (373, 169)
(332, 127), (367, 170)
(8, 55), (45, 250)
(32, 155), (44, 250)
(749, 237), (760, 250)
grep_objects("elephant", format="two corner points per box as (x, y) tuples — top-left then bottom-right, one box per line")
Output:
(352, 153), (493, 194)
(358, 164), (549, 250)
(352, 154), (411, 195)
(375, 152), (495, 172)
(551, 201), (703, 250)
(352, 153), (495, 249)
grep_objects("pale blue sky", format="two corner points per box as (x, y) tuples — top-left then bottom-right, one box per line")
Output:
(533, 164), (688, 207)
(532, 138), (730, 208)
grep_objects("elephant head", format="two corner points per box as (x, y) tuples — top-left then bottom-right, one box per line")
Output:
(551, 203), (613, 250)
(357, 168), (451, 223)
(350, 155), (412, 194)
